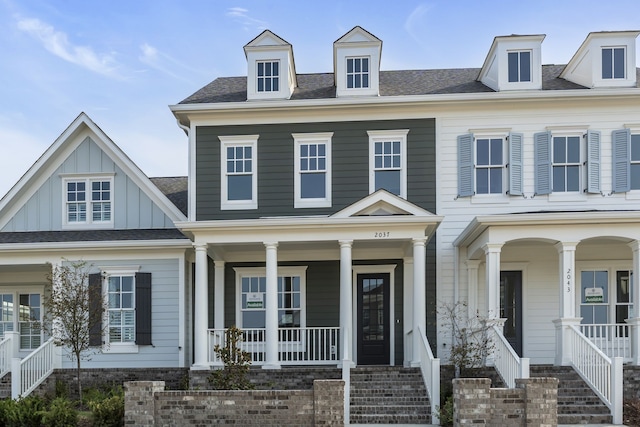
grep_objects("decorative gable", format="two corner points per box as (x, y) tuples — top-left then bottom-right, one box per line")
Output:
(560, 31), (639, 88)
(478, 34), (545, 91)
(333, 26), (382, 98)
(244, 30), (297, 101)
(332, 189), (436, 218)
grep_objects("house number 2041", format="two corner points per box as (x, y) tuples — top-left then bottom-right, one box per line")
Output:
(375, 232), (390, 238)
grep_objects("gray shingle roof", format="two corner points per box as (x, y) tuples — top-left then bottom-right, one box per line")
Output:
(0, 229), (188, 244)
(179, 65), (604, 105)
(150, 176), (188, 216)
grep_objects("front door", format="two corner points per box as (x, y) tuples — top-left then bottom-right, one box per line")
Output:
(357, 273), (390, 365)
(500, 271), (523, 356)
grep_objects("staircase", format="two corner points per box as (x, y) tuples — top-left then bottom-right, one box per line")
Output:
(350, 366), (431, 425)
(530, 365), (612, 424)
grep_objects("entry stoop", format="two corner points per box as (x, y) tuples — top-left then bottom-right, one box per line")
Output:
(349, 366), (431, 425)
(530, 365), (613, 424)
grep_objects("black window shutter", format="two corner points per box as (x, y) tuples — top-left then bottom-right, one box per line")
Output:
(88, 273), (102, 347)
(135, 272), (152, 345)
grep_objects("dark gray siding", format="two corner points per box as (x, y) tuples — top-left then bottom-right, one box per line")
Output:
(195, 118), (436, 220)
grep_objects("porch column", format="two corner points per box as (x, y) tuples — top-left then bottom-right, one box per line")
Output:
(466, 260), (481, 318)
(264, 242), (280, 369)
(339, 240), (353, 365)
(193, 243), (209, 369)
(629, 241), (640, 365)
(482, 243), (503, 319)
(553, 242), (580, 366)
(213, 260), (225, 330)
(412, 238), (427, 366)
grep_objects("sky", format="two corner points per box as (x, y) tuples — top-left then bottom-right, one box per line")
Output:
(1, 0), (640, 199)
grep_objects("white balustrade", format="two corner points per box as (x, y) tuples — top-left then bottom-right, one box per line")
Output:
(0, 336), (12, 378)
(579, 323), (631, 361)
(491, 325), (529, 389)
(12, 337), (55, 399)
(415, 327), (440, 425)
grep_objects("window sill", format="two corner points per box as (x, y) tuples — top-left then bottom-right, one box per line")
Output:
(103, 343), (139, 354)
(625, 191), (640, 200)
(470, 194), (510, 204)
(62, 222), (114, 230)
(294, 199), (331, 209)
(220, 201), (258, 210)
(547, 192), (588, 202)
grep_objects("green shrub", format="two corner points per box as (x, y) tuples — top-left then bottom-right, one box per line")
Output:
(437, 394), (454, 426)
(88, 387), (124, 427)
(208, 325), (254, 390)
(40, 396), (78, 427)
(0, 395), (46, 427)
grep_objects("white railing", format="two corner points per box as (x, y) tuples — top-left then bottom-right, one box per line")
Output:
(0, 336), (12, 378)
(209, 327), (340, 366)
(579, 323), (631, 361)
(491, 325), (529, 388)
(12, 337), (56, 399)
(567, 325), (623, 425)
(341, 331), (350, 426)
(415, 326), (440, 425)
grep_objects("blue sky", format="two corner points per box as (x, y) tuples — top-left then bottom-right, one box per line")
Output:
(1, 0), (639, 199)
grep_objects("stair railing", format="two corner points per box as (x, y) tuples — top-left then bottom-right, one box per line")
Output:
(490, 325), (529, 388)
(0, 335), (13, 378)
(341, 331), (350, 425)
(11, 337), (56, 399)
(415, 326), (440, 425)
(567, 324), (623, 425)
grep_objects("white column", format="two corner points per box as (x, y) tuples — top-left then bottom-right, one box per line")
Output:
(263, 242), (280, 369)
(193, 243), (209, 369)
(412, 238), (427, 366)
(554, 241), (580, 366)
(466, 260), (481, 318)
(214, 260), (225, 331)
(483, 243), (503, 319)
(339, 240), (353, 366)
(629, 241), (640, 365)
(403, 257), (413, 367)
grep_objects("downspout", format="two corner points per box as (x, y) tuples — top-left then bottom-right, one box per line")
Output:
(453, 244), (459, 303)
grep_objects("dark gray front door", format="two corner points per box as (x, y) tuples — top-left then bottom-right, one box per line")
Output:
(500, 271), (523, 357)
(357, 273), (390, 365)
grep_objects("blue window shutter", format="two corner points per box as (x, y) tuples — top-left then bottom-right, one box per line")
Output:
(534, 131), (552, 195)
(135, 272), (152, 345)
(612, 129), (630, 193)
(457, 133), (474, 197)
(508, 133), (523, 196)
(88, 273), (102, 347)
(586, 130), (601, 194)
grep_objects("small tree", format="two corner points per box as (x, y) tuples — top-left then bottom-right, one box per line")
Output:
(438, 301), (495, 378)
(43, 261), (106, 401)
(208, 326), (254, 390)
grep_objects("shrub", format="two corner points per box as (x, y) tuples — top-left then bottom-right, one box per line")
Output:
(437, 394), (454, 426)
(209, 325), (254, 390)
(87, 387), (124, 427)
(40, 396), (78, 427)
(0, 395), (46, 427)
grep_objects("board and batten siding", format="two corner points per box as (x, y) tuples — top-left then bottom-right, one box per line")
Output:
(2, 137), (174, 232)
(195, 118), (436, 220)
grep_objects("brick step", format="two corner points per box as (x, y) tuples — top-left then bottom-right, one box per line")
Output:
(350, 414), (431, 425)
(558, 414), (613, 425)
(351, 398), (429, 406)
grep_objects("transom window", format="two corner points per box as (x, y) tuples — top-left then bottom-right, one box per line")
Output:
(552, 136), (581, 192)
(630, 134), (640, 190)
(508, 51), (531, 83)
(476, 138), (504, 194)
(368, 130), (408, 198)
(107, 275), (135, 344)
(220, 135), (258, 210)
(347, 57), (369, 89)
(293, 133), (332, 208)
(257, 61), (279, 92)
(64, 177), (112, 226)
(602, 47), (625, 79)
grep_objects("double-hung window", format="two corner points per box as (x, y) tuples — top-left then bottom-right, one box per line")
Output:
(347, 57), (369, 89)
(508, 50), (531, 83)
(368, 130), (408, 198)
(107, 275), (135, 345)
(220, 135), (258, 210)
(552, 136), (581, 193)
(475, 137), (505, 195)
(257, 60), (279, 92)
(293, 133), (332, 208)
(64, 176), (113, 227)
(602, 47), (625, 79)
(0, 291), (42, 350)
(612, 129), (640, 193)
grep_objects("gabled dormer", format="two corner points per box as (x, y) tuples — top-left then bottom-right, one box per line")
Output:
(478, 34), (545, 91)
(333, 26), (381, 97)
(560, 31), (639, 88)
(244, 30), (297, 101)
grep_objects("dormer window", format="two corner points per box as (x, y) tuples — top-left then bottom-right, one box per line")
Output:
(257, 61), (280, 92)
(602, 47), (625, 79)
(508, 51), (531, 82)
(63, 175), (114, 228)
(347, 57), (369, 89)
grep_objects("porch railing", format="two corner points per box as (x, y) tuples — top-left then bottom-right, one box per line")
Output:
(12, 337), (56, 399)
(208, 327), (340, 366)
(579, 323), (631, 361)
(490, 325), (529, 388)
(414, 326), (440, 425)
(567, 325), (623, 425)
(0, 336), (12, 378)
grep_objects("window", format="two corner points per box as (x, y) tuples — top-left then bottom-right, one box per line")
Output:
(615, 271), (634, 324)
(347, 57), (369, 89)
(0, 291), (43, 350)
(508, 51), (531, 83)
(0, 294), (13, 336)
(631, 134), (640, 190)
(64, 177), (113, 226)
(612, 129), (640, 192)
(257, 61), (279, 92)
(293, 133), (332, 208)
(368, 130), (408, 198)
(476, 138), (505, 194)
(220, 135), (258, 210)
(580, 270), (609, 325)
(107, 275), (135, 344)
(552, 136), (581, 192)
(602, 47), (625, 79)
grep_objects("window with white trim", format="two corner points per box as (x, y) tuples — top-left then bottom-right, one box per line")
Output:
(579, 268), (634, 330)
(368, 130), (408, 198)
(602, 47), (625, 79)
(508, 50), (531, 83)
(346, 57), (369, 89)
(107, 275), (135, 344)
(631, 134), (640, 190)
(220, 135), (258, 210)
(257, 60), (279, 92)
(475, 137), (506, 195)
(293, 133), (332, 208)
(64, 177), (113, 226)
(0, 291), (43, 350)
(552, 135), (582, 193)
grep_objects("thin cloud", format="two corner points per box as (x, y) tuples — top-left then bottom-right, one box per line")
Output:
(404, 3), (432, 45)
(16, 17), (122, 79)
(226, 7), (268, 32)
(138, 42), (204, 81)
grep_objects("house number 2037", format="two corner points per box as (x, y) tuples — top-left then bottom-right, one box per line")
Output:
(375, 232), (390, 238)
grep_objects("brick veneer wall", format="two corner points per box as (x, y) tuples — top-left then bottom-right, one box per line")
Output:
(125, 379), (344, 426)
(453, 377), (558, 426)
